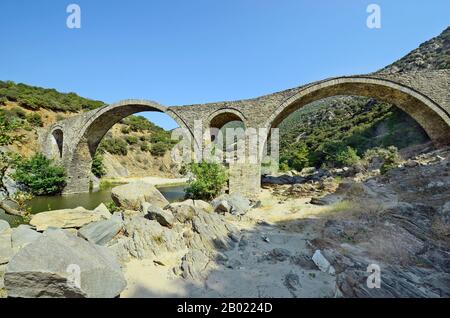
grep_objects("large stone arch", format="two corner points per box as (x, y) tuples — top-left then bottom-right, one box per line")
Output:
(264, 76), (450, 146)
(62, 99), (193, 194)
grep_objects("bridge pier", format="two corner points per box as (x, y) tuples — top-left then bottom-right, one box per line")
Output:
(228, 163), (261, 199)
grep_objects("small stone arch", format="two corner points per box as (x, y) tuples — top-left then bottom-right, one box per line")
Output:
(50, 128), (64, 159)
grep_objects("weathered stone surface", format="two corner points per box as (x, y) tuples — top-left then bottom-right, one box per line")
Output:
(122, 216), (185, 259)
(30, 207), (103, 231)
(171, 199), (213, 213)
(212, 193), (251, 216)
(11, 225), (42, 250)
(111, 182), (169, 210)
(0, 220), (10, 233)
(312, 250), (335, 275)
(78, 213), (123, 246)
(0, 229), (13, 265)
(4, 229), (126, 298)
(144, 205), (174, 228)
(180, 250), (210, 281)
(189, 209), (239, 252)
(93, 203), (112, 220)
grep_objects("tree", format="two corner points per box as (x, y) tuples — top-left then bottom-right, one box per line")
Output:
(13, 153), (66, 195)
(185, 161), (228, 200)
(91, 151), (106, 178)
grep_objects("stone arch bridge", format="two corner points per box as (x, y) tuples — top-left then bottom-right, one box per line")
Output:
(42, 70), (450, 196)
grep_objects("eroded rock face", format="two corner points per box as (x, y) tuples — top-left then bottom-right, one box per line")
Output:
(11, 225), (41, 251)
(30, 207), (103, 231)
(4, 229), (126, 298)
(143, 204), (174, 228)
(121, 216), (186, 260)
(78, 213), (123, 246)
(0, 228), (13, 265)
(111, 182), (169, 210)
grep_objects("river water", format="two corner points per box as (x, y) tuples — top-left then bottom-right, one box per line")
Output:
(0, 184), (187, 226)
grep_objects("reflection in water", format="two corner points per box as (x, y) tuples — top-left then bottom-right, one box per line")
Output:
(0, 184), (187, 226)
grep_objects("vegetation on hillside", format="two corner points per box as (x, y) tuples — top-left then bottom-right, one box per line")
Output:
(278, 96), (429, 170)
(0, 80), (105, 112)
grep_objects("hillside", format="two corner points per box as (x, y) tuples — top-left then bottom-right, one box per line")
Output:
(0, 82), (178, 179)
(278, 26), (450, 170)
(378, 26), (450, 74)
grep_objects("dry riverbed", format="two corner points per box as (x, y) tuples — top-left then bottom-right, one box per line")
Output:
(122, 189), (339, 298)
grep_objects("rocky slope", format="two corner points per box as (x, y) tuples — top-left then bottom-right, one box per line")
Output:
(279, 26), (450, 168)
(378, 27), (450, 74)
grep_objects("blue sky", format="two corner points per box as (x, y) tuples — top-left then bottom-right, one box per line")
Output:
(0, 0), (448, 129)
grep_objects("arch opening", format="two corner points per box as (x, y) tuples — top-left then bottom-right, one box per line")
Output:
(51, 129), (64, 159)
(64, 101), (193, 194)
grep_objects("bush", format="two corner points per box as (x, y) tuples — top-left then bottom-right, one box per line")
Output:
(321, 142), (360, 167)
(125, 135), (138, 145)
(100, 138), (128, 156)
(140, 142), (150, 152)
(185, 161), (228, 200)
(123, 115), (157, 132)
(26, 113), (43, 127)
(13, 153), (66, 195)
(150, 142), (168, 157)
(10, 107), (26, 119)
(91, 151), (106, 178)
(121, 126), (131, 134)
(289, 144), (310, 171)
(0, 96), (7, 105)
(364, 146), (401, 174)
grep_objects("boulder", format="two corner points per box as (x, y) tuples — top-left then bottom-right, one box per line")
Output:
(312, 250), (335, 275)
(0, 228), (13, 265)
(93, 203), (112, 220)
(0, 220), (10, 233)
(171, 199), (213, 213)
(4, 229), (126, 298)
(144, 205), (174, 228)
(11, 225), (42, 250)
(78, 213), (123, 246)
(30, 207), (103, 231)
(212, 193), (251, 216)
(111, 182), (169, 210)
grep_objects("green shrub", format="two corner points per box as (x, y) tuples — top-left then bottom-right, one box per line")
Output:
(150, 142), (168, 157)
(321, 142), (360, 167)
(125, 135), (138, 145)
(0, 97), (7, 105)
(91, 151), (106, 178)
(121, 126), (131, 134)
(364, 146), (401, 174)
(290, 144), (310, 171)
(26, 113), (43, 127)
(10, 107), (26, 119)
(100, 138), (128, 156)
(13, 153), (66, 195)
(185, 161), (228, 200)
(140, 142), (150, 152)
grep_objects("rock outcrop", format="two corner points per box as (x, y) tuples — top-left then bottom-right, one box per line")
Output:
(111, 182), (169, 210)
(4, 229), (126, 298)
